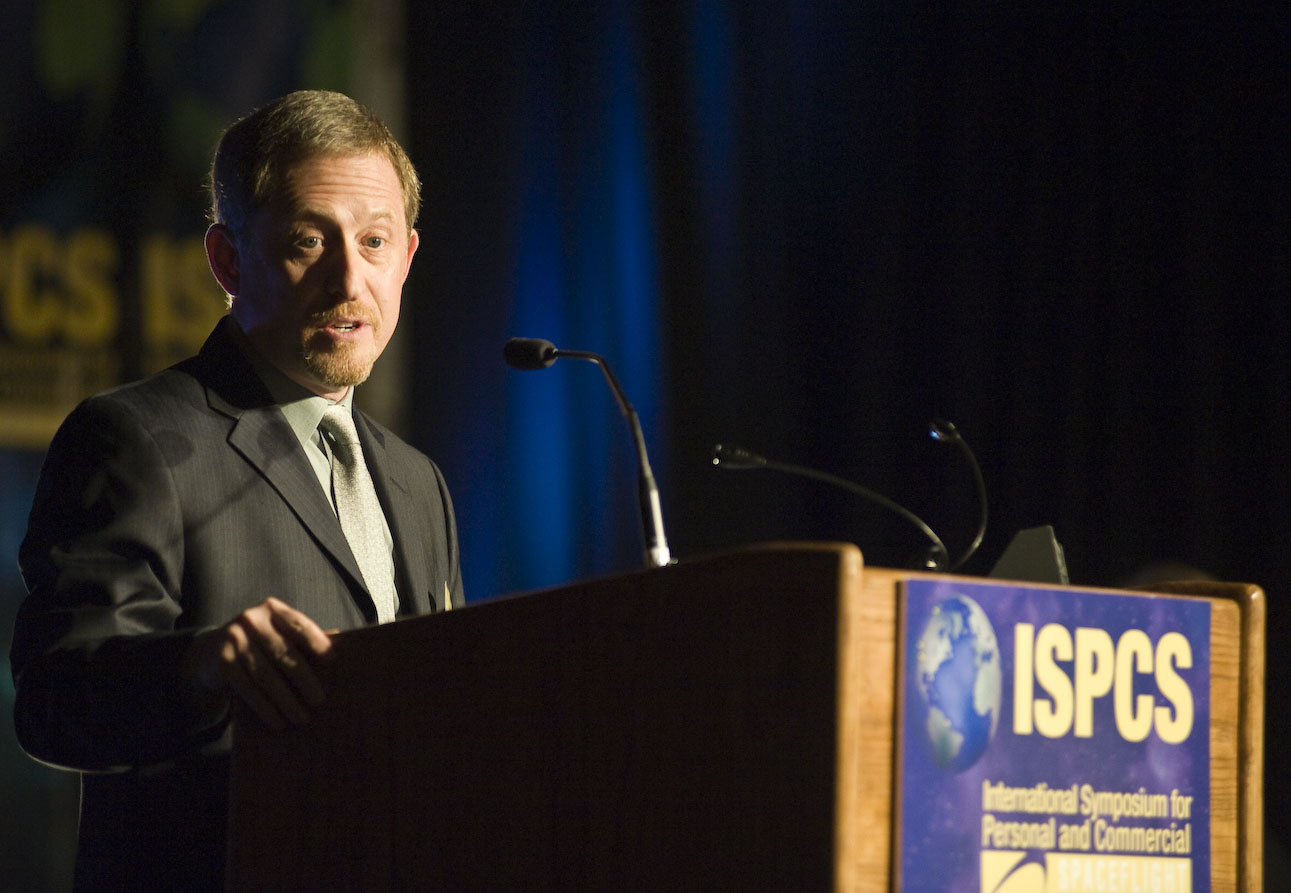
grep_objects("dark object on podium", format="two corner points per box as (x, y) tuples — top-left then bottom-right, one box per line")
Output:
(989, 524), (1069, 584)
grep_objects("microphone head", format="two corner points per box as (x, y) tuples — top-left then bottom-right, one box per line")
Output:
(929, 418), (960, 442)
(711, 443), (768, 469)
(504, 337), (558, 370)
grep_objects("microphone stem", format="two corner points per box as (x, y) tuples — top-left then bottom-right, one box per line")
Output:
(561, 349), (671, 568)
(632, 409), (671, 568)
(929, 421), (988, 572)
(760, 459), (948, 570)
(554, 349), (632, 417)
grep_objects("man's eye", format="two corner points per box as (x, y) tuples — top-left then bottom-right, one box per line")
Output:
(365, 236), (385, 249)
(295, 236), (321, 249)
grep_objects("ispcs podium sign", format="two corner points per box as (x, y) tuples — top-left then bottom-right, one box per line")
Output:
(898, 579), (1209, 893)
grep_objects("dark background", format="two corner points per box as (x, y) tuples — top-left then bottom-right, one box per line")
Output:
(412, 1), (1290, 592)
(2, 0), (1288, 885)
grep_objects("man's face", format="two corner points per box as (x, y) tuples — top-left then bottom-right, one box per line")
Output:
(226, 152), (418, 400)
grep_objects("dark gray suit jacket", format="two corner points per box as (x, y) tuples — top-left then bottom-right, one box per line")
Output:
(11, 318), (463, 889)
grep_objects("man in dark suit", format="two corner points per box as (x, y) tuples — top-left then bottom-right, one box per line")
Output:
(10, 90), (463, 889)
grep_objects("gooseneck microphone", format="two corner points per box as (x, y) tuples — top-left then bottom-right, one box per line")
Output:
(711, 442), (950, 571)
(502, 337), (558, 370)
(928, 419), (988, 571)
(504, 337), (672, 569)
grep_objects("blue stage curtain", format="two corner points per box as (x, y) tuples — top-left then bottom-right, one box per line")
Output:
(408, 1), (669, 597)
(407, 2), (1290, 602)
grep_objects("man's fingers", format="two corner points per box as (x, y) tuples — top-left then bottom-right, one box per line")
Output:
(257, 638), (326, 708)
(258, 601), (331, 705)
(187, 599), (336, 729)
(263, 597), (336, 662)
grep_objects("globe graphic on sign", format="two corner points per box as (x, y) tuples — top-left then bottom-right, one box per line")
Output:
(914, 594), (1002, 771)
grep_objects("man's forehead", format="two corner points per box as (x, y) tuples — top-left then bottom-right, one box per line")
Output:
(263, 148), (392, 189)
(266, 154), (405, 214)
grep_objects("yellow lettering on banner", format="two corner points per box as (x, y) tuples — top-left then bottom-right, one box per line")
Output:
(1057, 819), (1090, 850)
(1044, 851), (1191, 892)
(1154, 633), (1194, 744)
(1034, 624), (1074, 737)
(1, 225), (119, 344)
(4, 225), (62, 340)
(1114, 629), (1154, 741)
(65, 229), (119, 343)
(1013, 621), (1196, 743)
(1073, 627), (1113, 738)
(1013, 624), (1035, 734)
(142, 234), (225, 352)
(981, 815), (1057, 849)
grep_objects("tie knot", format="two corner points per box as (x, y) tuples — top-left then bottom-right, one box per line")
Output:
(321, 406), (361, 459)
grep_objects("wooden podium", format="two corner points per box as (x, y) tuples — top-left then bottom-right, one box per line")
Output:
(228, 543), (1264, 890)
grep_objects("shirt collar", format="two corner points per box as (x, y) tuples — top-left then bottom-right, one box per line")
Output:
(228, 319), (356, 442)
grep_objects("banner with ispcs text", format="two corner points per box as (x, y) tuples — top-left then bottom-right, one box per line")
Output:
(0, 1), (405, 450)
(0, 225), (224, 448)
(897, 579), (1209, 893)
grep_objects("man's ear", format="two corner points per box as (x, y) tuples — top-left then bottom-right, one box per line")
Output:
(402, 228), (420, 283)
(204, 224), (241, 296)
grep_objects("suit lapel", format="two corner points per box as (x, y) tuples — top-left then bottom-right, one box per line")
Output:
(191, 320), (374, 615)
(357, 413), (435, 615)
(223, 403), (372, 601)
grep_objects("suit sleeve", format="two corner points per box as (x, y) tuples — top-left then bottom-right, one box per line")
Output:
(10, 395), (229, 771)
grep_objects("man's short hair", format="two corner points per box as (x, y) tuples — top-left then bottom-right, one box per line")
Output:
(209, 90), (421, 240)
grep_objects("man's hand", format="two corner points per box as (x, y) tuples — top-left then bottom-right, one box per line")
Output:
(184, 597), (336, 730)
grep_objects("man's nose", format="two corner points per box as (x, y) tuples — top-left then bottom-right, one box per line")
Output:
(324, 242), (363, 299)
